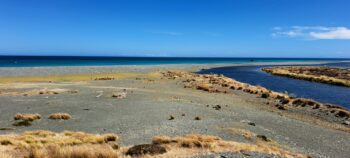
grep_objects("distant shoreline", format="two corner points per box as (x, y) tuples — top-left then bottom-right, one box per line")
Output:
(0, 61), (336, 77)
(0, 56), (349, 67)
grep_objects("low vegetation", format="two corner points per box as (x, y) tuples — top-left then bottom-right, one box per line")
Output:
(262, 66), (350, 87)
(0, 130), (119, 158)
(0, 130), (307, 158)
(48, 113), (72, 120)
(14, 113), (41, 121)
(151, 134), (307, 158)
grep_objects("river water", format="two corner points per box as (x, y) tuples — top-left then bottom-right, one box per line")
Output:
(198, 62), (350, 109)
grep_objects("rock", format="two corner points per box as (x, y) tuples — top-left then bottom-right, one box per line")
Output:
(0, 140), (12, 145)
(261, 93), (269, 98)
(279, 98), (290, 104)
(195, 116), (201, 120)
(240, 150), (251, 156)
(343, 120), (350, 125)
(168, 115), (175, 120)
(126, 144), (166, 156)
(248, 122), (256, 126)
(257, 135), (270, 142)
(275, 104), (286, 110)
(213, 105), (221, 110)
(240, 120), (256, 126)
(0, 127), (15, 130)
(336, 111), (349, 118)
(181, 113), (185, 116)
(112, 92), (127, 99)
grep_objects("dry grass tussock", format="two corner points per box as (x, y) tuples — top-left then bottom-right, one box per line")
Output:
(262, 66), (350, 87)
(0, 130), (119, 158)
(48, 113), (72, 120)
(152, 134), (307, 158)
(225, 128), (256, 140)
(26, 144), (121, 158)
(0, 131), (308, 158)
(14, 113), (41, 121)
(0, 130), (118, 148)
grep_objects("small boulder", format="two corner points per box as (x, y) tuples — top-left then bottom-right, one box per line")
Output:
(248, 122), (256, 126)
(168, 115), (175, 120)
(256, 135), (270, 142)
(112, 92), (127, 99)
(343, 120), (350, 125)
(213, 105), (221, 110)
(126, 144), (166, 156)
(279, 98), (290, 104)
(275, 104), (286, 110)
(261, 93), (269, 98)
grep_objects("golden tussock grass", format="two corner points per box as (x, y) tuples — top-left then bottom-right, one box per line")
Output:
(26, 144), (121, 158)
(225, 128), (256, 140)
(151, 134), (307, 158)
(14, 113), (41, 121)
(0, 130), (118, 148)
(0, 130), (119, 158)
(0, 131), (308, 158)
(48, 113), (72, 120)
(263, 66), (350, 87)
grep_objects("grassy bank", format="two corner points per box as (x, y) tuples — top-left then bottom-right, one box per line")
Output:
(262, 66), (350, 87)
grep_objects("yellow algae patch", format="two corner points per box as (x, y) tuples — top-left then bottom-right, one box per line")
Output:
(0, 72), (161, 83)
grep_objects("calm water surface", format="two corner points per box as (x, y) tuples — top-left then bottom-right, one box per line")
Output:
(198, 62), (350, 109)
(0, 56), (348, 67)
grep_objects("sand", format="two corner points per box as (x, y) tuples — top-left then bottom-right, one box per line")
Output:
(0, 62), (349, 158)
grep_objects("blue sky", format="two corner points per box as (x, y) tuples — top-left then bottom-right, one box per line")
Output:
(0, 0), (349, 57)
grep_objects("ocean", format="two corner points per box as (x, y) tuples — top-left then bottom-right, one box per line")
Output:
(0, 56), (348, 67)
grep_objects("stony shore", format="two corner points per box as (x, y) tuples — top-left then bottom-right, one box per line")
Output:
(0, 62), (349, 158)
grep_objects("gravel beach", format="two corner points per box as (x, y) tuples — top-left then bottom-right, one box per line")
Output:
(0, 62), (349, 158)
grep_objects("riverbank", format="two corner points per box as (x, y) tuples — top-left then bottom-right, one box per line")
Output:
(262, 66), (350, 87)
(0, 62), (349, 157)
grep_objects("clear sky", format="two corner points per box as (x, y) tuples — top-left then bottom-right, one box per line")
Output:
(0, 0), (349, 58)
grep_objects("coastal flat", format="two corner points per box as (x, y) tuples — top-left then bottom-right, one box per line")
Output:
(0, 64), (349, 157)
